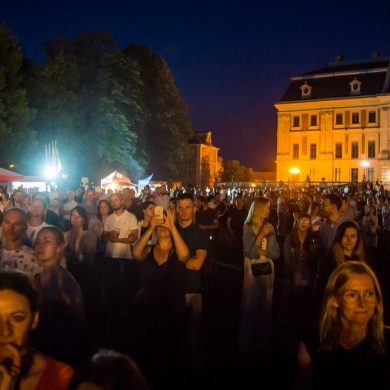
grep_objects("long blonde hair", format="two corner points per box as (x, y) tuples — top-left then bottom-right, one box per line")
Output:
(244, 197), (270, 236)
(319, 261), (387, 353)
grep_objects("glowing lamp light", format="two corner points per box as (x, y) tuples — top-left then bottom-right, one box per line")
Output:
(44, 166), (56, 179)
(360, 160), (369, 168)
(289, 167), (300, 175)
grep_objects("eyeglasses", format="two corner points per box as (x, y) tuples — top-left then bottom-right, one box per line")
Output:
(337, 290), (377, 304)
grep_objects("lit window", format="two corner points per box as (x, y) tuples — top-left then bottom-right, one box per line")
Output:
(293, 144), (299, 159)
(351, 142), (359, 158)
(368, 141), (376, 158)
(368, 111), (376, 123)
(310, 144), (317, 159)
(351, 168), (358, 182)
(352, 113), (359, 124)
(335, 143), (342, 159)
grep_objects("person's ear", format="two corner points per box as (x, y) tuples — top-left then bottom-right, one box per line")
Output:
(331, 296), (339, 308)
(57, 243), (65, 255)
(31, 311), (39, 330)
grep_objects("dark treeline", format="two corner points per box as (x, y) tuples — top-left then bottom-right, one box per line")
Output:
(0, 25), (194, 186)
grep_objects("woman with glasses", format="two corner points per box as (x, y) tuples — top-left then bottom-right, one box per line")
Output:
(294, 261), (390, 389)
(316, 220), (366, 313)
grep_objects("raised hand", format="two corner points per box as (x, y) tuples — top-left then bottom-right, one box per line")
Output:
(0, 344), (22, 390)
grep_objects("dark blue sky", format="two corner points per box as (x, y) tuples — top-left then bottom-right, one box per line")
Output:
(3, 1), (390, 170)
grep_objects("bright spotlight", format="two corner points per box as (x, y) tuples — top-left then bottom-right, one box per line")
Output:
(44, 166), (56, 179)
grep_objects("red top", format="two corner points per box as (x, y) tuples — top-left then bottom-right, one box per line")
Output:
(36, 357), (74, 390)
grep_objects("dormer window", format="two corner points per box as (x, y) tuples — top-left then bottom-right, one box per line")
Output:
(300, 82), (312, 99)
(349, 78), (362, 95)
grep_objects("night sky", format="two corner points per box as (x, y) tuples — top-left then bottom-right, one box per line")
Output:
(3, 1), (390, 171)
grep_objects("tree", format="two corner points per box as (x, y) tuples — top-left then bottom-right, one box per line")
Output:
(219, 159), (253, 182)
(0, 24), (37, 172)
(123, 45), (194, 183)
(27, 31), (146, 183)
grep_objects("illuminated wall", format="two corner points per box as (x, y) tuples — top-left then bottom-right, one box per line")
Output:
(275, 60), (390, 184)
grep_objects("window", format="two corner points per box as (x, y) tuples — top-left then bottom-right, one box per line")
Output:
(367, 168), (374, 182)
(310, 115), (317, 127)
(293, 144), (299, 159)
(335, 168), (341, 182)
(335, 143), (342, 159)
(368, 141), (376, 158)
(188, 163), (195, 174)
(293, 116), (300, 127)
(310, 144), (317, 159)
(351, 142), (359, 158)
(351, 168), (358, 182)
(351, 112), (359, 124)
(335, 113), (343, 125)
(368, 111), (376, 123)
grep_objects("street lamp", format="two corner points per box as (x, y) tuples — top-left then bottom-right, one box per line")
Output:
(360, 160), (369, 182)
(289, 167), (300, 187)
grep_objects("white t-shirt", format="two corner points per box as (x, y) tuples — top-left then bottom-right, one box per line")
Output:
(103, 210), (138, 259)
(62, 200), (78, 221)
(25, 222), (49, 248)
(0, 245), (43, 277)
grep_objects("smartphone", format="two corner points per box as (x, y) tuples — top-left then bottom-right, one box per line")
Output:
(155, 206), (164, 221)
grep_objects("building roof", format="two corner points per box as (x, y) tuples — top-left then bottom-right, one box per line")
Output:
(278, 58), (390, 102)
(189, 131), (216, 146)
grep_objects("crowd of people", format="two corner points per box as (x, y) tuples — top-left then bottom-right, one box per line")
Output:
(0, 180), (390, 388)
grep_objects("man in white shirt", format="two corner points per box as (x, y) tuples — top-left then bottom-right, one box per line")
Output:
(62, 190), (78, 231)
(154, 184), (170, 209)
(103, 192), (138, 259)
(25, 198), (48, 248)
(102, 192), (139, 316)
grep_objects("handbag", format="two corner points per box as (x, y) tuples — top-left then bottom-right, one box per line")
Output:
(249, 256), (272, 276)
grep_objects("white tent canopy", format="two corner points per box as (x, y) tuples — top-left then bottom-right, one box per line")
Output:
(100, 170), (133, 189)
(138, 174), (153, 187)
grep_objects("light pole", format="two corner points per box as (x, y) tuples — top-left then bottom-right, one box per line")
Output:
(360, 160), (369, 182)
(289, 167), (300, 187)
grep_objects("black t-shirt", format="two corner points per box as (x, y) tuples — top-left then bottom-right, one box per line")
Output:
(195, 208), (218, 227)
(175, 222), (209, 293)
(128, 204), (142, 221)
(227, 206), (248, 237)
(301, 327), (390, 390)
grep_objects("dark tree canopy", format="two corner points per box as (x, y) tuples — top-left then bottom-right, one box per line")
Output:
(123, 44), (194, 183)
(219, 159), (253, 182)
(1, 27), (196, 185)
(27, 31), (146, 184)
(0, 24), (37, 172)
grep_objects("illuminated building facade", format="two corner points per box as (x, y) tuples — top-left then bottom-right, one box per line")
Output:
(275, 57), (390, 184)
(187, 131), (222, 189)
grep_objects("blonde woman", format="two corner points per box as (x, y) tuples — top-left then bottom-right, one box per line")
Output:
(238, 197), (280, 358)
(295, 261), (390, 389)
